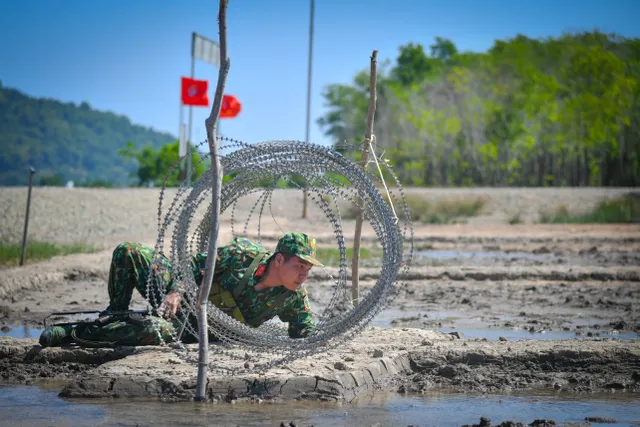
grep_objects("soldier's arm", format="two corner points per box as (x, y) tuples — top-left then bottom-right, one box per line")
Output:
(166, 246), (229, 294)
(163, 246), (231, 317)
(277, 286), (315, 338)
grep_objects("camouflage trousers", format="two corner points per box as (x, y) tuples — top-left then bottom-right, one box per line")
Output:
(75, 242), (199, 346)
(72, 315), (176, 347)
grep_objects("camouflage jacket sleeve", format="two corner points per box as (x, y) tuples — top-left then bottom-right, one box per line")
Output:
(193, 245), (236, 284)
(167, 246), (229, 293)
(277, 286), (316, 338)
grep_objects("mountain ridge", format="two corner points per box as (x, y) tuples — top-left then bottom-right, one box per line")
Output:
(0, 82), (177, 186)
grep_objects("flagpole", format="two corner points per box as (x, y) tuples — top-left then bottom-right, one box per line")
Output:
(302, 0), (314, 219)
(186, 32), (197, 187)
(178, 94), (184, 184)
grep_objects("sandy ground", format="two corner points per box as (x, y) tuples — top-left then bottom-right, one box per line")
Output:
(1, 186), (637, 250)
(1, 187), (639, 408)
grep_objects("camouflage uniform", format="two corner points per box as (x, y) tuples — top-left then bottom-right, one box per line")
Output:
(54, 233), (320, 346)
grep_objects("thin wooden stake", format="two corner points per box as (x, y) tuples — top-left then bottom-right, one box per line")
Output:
(195, 0), (230, 402)
(351, 50), (378, 307)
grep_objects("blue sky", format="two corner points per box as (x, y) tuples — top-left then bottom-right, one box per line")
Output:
(1, 0), (638, 150)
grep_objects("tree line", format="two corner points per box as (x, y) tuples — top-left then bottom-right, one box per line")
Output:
(317, 32), (640, 187)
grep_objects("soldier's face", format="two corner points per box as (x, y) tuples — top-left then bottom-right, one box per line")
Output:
(278, 255), (313, 291)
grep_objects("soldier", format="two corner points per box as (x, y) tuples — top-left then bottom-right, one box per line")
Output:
(39, 232), (322, 347)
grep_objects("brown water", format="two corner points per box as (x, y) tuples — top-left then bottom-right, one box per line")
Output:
(1, 383), (638, 427)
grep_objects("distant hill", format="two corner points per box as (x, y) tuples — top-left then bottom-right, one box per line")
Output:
(0, 83), (177, 186)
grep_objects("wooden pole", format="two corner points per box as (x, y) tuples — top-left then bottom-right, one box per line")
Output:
(20, 167), (36, 266)
(195, 0), (230, 402)
(351, 50), (378, 307)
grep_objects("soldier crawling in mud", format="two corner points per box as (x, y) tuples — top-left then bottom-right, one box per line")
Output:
(39, 232), (322, 347)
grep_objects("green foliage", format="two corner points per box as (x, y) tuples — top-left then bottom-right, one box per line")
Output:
(392, 42), (441, 86)
(317, 31), (640, 187)
(223, 171), (350, 190)
(119, 140), (207, 187)
(539, 194), (640, 223)
(222, 171), (240, 184)
(340, 194), (487, 224)
(0, 85), (176, 186)
(39, 173), (65, 186)
(79, 178), (115, 188)
(403, 195), (487, 224)
(508, 212), (524, 225)
(0, 240), (96, 266)
(314, 246), (377, 267)
(37, 173), (113, 188)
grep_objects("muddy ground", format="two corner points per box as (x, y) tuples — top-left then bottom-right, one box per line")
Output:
(2, 221), (639, 339)
(1, 224), (639, 399)
(0, 188), (639, 418)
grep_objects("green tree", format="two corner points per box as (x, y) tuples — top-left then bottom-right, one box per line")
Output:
(38, 173), (65, 186)
(391, 42), (444, 87)
(430, 37), (458, 63)
(119, 141), (208, 187)
(317, 32), (640, 187)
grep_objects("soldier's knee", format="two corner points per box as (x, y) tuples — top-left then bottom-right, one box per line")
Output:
(112, 242), (156, 267)
(113, 242), (142, 259)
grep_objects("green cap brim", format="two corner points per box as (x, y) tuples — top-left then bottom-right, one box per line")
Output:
(298, 254), (323, 266)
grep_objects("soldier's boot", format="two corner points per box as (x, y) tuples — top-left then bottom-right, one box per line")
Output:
(39, 325), (75, 347)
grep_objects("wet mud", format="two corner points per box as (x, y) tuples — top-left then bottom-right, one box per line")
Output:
(1, 220), (639, 411)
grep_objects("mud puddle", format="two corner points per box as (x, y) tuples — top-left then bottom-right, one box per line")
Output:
(372, 308), (639, 341)
(416, 250), (553, 261)
(436, 326), (639, 341)
(413, 249), (639, 267)
(4, 311), (637, 342)
(1, 383), (639, 427)
(0, 324), (41, 339)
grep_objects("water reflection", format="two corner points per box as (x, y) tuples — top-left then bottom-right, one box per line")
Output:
(0, 324), (41, 339)
(3, 315), (636, 345)
(1, 384), (639, 427)
(371, 308), (639, 341)
(416, 250), (553, 261)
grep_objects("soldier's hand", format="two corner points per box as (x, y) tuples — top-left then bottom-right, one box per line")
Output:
(163, 291), (182, 318)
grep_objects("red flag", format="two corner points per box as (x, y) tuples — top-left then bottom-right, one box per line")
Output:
(181, 77), (209, 106)
(220, 94), (241, 118)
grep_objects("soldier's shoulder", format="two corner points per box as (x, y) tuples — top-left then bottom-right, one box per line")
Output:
(295, 285), (309, 298)
(227, 237), (268, 258)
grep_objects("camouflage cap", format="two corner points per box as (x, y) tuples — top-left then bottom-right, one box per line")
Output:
(275, 232), (323, 266)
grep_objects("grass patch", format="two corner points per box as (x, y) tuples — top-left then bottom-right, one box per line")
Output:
(0, 240), (97, 266)
(539, 194), (640, 224)
(415, 242), (435, 251)
(340, 194), (488, 224)
(314, 247), (379, 267)
(508, 212), (523, 225)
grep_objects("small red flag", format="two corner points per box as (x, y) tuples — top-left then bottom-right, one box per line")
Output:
(181, 77), (209, 106)
(220, 94), (241, 118)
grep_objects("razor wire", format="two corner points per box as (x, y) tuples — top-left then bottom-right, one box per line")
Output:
(144, 137), (414, 373)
